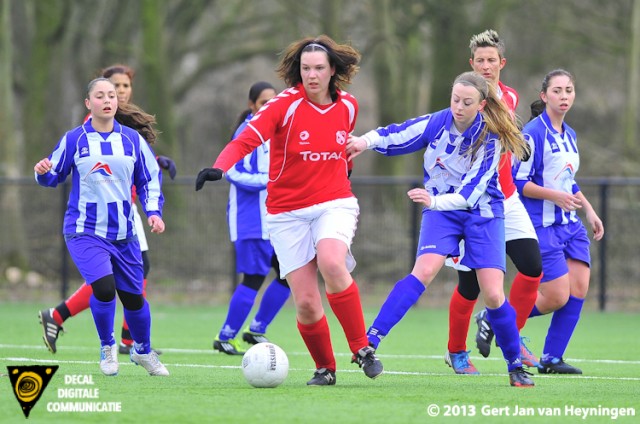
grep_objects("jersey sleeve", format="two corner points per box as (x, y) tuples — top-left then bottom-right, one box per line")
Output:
(35, 131), (76, 187)
(213, 96), (282, 172)
(133, 133), (164, 218)
(513, 132), (539, 195)
(364, 114), (433, 156)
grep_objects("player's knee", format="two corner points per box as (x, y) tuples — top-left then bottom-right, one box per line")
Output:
(241, 274), (266, 291)
(91, 275), (116, 302)
(118, 289), (144, 310)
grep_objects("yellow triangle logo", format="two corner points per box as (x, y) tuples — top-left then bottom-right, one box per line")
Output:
(7, 365), (58, 418)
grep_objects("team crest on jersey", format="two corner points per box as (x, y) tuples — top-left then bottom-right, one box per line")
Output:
(335, 131), (347, 145)
(87, 162), (113, 178)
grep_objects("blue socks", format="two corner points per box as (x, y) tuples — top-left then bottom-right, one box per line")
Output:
(542, 295), (584, 361)
(250, 279), (290, 334)
(486, 300), (522, 371)
(124, 300), (152, 354)
(219, 284), (258, 340)
(367, 274), (425, 349)
(528, 304), (543, 318)
(90, 295), (116, 347)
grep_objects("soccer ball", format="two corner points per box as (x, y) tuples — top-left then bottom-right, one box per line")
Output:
(242, 342), (289, 388)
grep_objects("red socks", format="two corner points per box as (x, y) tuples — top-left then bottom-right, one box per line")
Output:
(509, 272), (541, 330)
(297, 316), (336, 371)
(447, 287), (477, 352)
(65, 283), (93, 317)
(327, 281), (369, 354)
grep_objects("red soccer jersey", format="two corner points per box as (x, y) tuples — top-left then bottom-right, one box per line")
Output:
(497, 81), (519, 199)
(214, 83), (356, 214)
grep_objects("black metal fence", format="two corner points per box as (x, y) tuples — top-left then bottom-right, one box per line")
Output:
(1, 176), (638, 311)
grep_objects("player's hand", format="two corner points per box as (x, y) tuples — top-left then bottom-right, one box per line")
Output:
(195, 168), (223, 191)
(157, 155), (177, 180)
(346, 135), (367, 161)
(148, 215), (165, 234)
(34, 158), (53, 175)
(407, 188), (432, 208)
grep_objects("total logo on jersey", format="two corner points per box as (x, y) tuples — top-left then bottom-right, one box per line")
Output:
(300, 151), (344, 162)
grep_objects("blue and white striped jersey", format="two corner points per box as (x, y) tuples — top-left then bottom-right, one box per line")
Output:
(225, 115), (269, 241)
(513, 110), (580, 228)
(35, 119), (163, 241)
(364, 109), (504, 218)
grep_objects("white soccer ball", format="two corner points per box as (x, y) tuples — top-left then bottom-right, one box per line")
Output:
(242, 342), (289, 388)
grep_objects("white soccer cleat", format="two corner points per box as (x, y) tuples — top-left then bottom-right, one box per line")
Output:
(100, 344), (119, 376)
(130, 349), (169, 376)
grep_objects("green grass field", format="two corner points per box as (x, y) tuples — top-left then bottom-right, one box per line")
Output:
(1, 301), (638, 423)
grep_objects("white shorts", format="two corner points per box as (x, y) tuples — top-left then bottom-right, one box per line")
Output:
(265, 197), (359, 278)
(445, 192), (536, 271)
(132, 203), (149, 252)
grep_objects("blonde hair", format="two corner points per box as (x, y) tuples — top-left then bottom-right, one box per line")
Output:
(469, 29), (505, 59)
(453, 72), (527, 160)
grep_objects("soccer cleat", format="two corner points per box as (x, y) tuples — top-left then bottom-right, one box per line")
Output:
(538, 357), (582, 374)
(306, 368), (336, 386)
(99, 344), (119, 376)
(444, 350), (480, 375)
(351, 345), (383, 379)
(119, 343), (132, 355)
(474, 309), (494, 358)
(38, 308), (64, 354)
(130, 349), (169, 376)
(119, 343), (162, 355)
(509, 367), (535, 387)
(242, 327), (270, 345)
(519, 337), (540, 368)
(213, 334), (245, 355)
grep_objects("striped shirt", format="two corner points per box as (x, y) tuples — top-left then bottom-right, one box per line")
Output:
(35, 119), (163, 240)
(225, 114), (269, 241)
(513, 110), (580, 227)
(363, 109), (504, 218)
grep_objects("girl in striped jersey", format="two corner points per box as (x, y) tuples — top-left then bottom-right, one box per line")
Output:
(34, 78), (168, 376)
(196, 35), (382, 386)
(348, 71), (534, 387)
(213, 81), (291, 355)
(39, 64), (175, 356)
(513, 69), (604, 374)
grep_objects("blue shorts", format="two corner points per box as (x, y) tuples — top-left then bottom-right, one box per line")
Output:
(417, 210), (506, 272)
(65, 234), (144, 294)
(536, 220), (591, 282)
(234, 239), (274, 275)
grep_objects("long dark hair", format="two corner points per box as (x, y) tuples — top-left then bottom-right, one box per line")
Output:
(276, 34), (360, 102)
(116, 102), (159, 145)
(230, 81), (275, 140)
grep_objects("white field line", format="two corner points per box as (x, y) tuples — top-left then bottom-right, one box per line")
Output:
(1, 344), (639, 382)
(1, 343), (640, 365)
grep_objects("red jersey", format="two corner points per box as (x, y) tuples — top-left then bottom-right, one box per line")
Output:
(497, 81), (519, 199)
(214, 83), (356, 214)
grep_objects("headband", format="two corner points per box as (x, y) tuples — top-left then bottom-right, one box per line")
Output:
(304, 42), (328, 53)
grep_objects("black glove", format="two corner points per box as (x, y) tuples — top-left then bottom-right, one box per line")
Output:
(195, 168), (223, 191)
(157, 155), (177, 180)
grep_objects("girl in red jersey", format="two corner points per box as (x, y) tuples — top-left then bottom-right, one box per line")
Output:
(196, 35), (383, 386)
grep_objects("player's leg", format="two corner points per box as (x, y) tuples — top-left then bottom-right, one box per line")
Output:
(446, 269), (480, 374)
(214, 239), (269, 355)
(242, 250), (291, 345)
(39, 282), (93, 353)
(116, 240), (168, 376)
